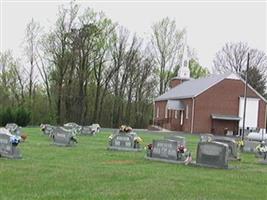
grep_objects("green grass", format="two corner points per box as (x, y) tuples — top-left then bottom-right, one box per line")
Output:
(0, 128), (267, 200)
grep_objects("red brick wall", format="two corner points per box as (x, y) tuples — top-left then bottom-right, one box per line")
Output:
(154, 99), (193, 132)
(193, 79), (266, 134)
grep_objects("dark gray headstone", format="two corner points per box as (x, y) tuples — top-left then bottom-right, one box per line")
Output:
(164, 135), (186, 146)
(108, 132), (141, 151)
(213, 136), (238, 160)
(0, 131), (22, 159)
(53, 127), (76, 146)
(111, 134), (134, 148)
(151, 139), (178, 161)
(196, 141), (229, 169)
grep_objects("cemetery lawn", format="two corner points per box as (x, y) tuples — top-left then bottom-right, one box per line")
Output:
(1, 128), (267, 200)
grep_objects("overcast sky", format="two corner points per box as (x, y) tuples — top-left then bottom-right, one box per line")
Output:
(1, 0), (266, 70)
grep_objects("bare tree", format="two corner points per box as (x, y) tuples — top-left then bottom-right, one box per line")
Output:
(24, 19), (42, 103)
(151, 17), (185, 95)
(213, 42), (267, 75)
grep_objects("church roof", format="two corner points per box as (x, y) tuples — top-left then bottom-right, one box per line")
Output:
(155, 73), (267, 102)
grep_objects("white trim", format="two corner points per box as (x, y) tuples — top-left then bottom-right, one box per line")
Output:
(156, 106), (159, 118)
(190, 98), (195, 134)
(238, 77), (267, 103)
(165, 105), (168, 118)
(174, 110), (178, 119)
(180, 110), (184, 125)
(185, 105), (189, 119)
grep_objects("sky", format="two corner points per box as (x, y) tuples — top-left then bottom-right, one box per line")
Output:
(0, 0), (266, 71)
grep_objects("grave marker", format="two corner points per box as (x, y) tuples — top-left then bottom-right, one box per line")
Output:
(53, 127), (77, 146)
(5, 123), (21, 136)
(108, 131), (141, 151)
(164, 135), (186, 146)
(213, 136), (239, 160)
(146, 139), (189, 164)
(0, 130), (22, 159)
(196, 141), (229, 169)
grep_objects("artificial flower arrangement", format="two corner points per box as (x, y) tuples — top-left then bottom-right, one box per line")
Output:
(256, 141), (267, 160)
(10, 135), (21, 146)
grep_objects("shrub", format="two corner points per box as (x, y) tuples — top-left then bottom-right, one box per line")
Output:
(0, 107), (31, 127)
(0, 107), (15, 126)
(14, 107), (31, 127)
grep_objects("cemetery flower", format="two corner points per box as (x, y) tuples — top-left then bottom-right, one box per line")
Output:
(10, 135), (21, 146)
(177, 145), (186, 153)
(147, 144), (153, 150)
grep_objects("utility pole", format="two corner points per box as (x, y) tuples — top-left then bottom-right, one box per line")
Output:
(242, 53), (250, 141)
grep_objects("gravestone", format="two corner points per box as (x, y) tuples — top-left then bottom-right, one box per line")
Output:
(0, 129), (22, 159)
(91, 124), (100, 133)
(213, 136), (239, 160)
(243, 140), (261, 153)
(64, 122), (82, 134)
(108, 132), (141, 151)
(81, 126), (95, 135)
(5, 123), (21, 136)
(41, 124), (55, 136)
(196, 141), (229, 169)
(53, 127), (77, 146)
(200, 134), (214, 142)
(146, 139), (188, 163)
(164, 135), (186, 146)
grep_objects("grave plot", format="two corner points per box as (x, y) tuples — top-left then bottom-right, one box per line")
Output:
(213, 136), (240, 161)
(107, 128), (142, 151)
(195, 141), (229, 169)
(53, 127), (78, 147)
(5, 123), (22, 136)
(145, 137), (190, 164)
(0, 128), (22, 159)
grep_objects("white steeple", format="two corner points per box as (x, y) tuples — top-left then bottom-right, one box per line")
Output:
(178, 34), (190, 79)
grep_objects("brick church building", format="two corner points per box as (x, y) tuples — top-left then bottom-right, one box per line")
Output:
(154, 45), (267, 135)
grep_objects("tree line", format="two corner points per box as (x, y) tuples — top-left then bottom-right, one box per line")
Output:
(0, 3), (266, 127)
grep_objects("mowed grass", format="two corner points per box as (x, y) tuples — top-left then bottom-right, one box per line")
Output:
(0, 128), (267, 200)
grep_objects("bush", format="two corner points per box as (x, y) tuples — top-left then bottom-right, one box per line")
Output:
(14, 107), (31, 127)
(0, 107), (15, 126)
(0, 107), (31, 127)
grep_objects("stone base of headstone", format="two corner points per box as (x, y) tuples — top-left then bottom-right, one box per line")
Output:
(144, 155), (186, 164)
(0, 146), (22, 159)
(53, 141), (75, 147)
(190, 161), (230, 169)
(107, 146), (142, 152)
(258, 159), (267, 164)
